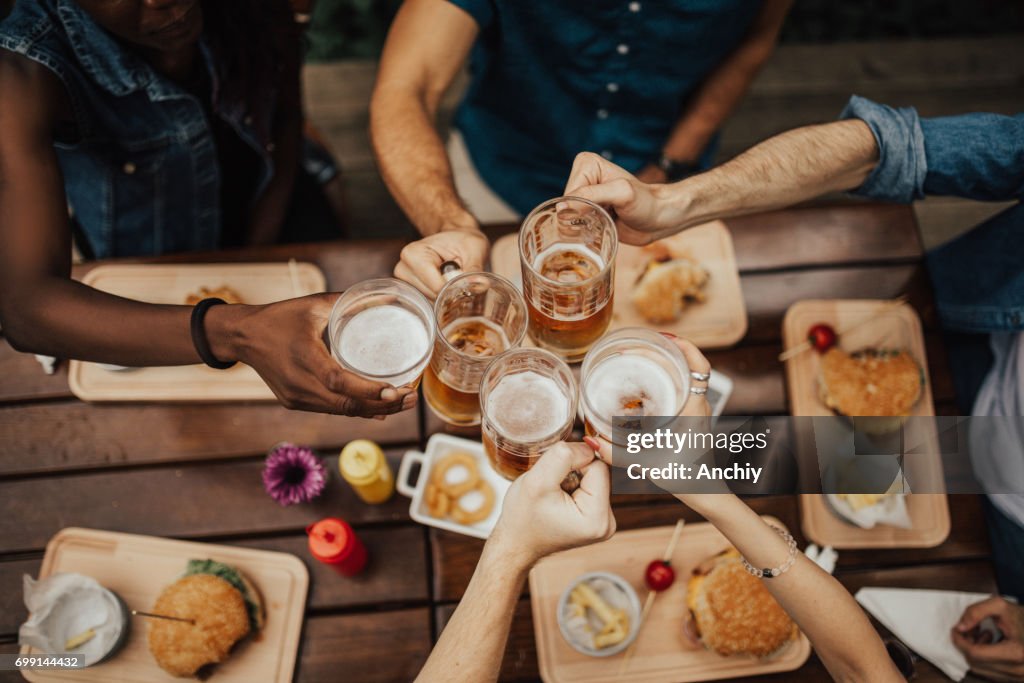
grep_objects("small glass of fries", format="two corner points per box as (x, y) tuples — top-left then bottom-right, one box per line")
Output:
(557, 572), (640, 657)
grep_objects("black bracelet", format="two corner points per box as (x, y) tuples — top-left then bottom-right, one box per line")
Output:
(190, 298), (237, 370)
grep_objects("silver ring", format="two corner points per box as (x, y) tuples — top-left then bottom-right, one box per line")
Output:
(690, 370), (711, 382)
(440, 260), (462, 282)
(690, 386), (708, 395)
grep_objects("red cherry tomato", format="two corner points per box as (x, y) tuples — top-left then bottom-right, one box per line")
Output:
(807, 323), (837, 353)
(645, 559), (675, 591)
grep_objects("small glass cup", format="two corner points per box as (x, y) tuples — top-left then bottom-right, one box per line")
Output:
(423, 272), (528, 426)
(519, 196), (618, 363)
(328, 278), (435, 389)
(479, 348), (578, 480)
(580, 328), (690, 445)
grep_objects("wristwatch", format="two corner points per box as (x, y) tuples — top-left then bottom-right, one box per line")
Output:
(655, 154), (701, 183)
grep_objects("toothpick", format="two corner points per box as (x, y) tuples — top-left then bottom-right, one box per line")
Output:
(777, 296), (909, 362)
(131, 610), (195, 625)
(288, 258), (302, 297)
(618, 519), (686, 675)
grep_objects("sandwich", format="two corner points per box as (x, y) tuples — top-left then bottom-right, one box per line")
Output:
(631, 255), (708, 324)
(818, 348), (923, 431)
(148, 559), (264, 678)
(686, 549), (798, 657)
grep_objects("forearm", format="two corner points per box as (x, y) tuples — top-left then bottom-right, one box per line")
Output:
(658, 119), (879, 231)
(680, 495), (898, 683)
(370, 88), (477, 236)
(415, 541), (530, 682)
(1, 276), (251, 367)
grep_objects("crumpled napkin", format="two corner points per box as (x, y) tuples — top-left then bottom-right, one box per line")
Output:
(19, 573), (123, 666)
(827, 492), (913, 529)
(855, 587), (994, 681)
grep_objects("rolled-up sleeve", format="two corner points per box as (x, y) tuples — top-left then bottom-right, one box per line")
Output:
(840, 95), (1024, 202)
(446, 0), (494, 28)
(839, 95), (927, 203)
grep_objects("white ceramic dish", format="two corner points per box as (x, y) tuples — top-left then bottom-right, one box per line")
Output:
(397, 434), (511, 539)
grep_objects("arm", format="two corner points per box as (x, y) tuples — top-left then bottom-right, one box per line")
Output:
(416, 443), (615, 682)
(638, 0), (792, 182)
(0, 54), (409, 417)
(370, 0), (488, 296)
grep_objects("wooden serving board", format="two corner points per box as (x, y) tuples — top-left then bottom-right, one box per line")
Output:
(21, 528), (308, 683)
(68, 263), (326, 402)
(530, 521), (811, 683)
(491, 221), (747, 349)
(782, 299), (950, 548)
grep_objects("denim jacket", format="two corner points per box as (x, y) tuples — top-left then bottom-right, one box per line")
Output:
(840, 96), (1024, 333)
(0, 0), (276, 258)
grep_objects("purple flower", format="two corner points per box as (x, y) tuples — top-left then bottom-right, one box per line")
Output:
(262, 443), (327, 506)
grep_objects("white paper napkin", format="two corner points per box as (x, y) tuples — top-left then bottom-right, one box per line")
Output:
(855, 587), (994, 681)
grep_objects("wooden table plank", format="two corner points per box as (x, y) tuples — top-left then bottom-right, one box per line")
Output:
(0, 450), (414, 554)
(0, 526), (429, 638)
(298, 608), (432, 683)
(0, 402), (418, 478)
(430, 495), (989, 603)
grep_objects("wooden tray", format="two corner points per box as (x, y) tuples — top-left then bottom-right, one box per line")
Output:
(68, 263), (326, 402)
(782, 299), (950, 548)
(20, 528), (309, 683)
(530, 521), (811, 683)
(491, 221), (747, 348)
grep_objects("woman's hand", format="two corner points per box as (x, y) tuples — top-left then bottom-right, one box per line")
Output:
(490, 442), (615, 566)
(393, 227), (490, 297)
(207, 293), (416, 418)
(564, 152), (691, 246)
(953, 596), (1024, 682)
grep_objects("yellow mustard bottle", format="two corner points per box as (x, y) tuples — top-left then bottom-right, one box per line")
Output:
(339, 439), (395, 504)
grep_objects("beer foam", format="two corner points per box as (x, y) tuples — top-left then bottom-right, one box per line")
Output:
(486, 370), (568, 441)
(532, 243), (605, 282)
(585, 354), (677, 420)
(337, 305), (430, 376)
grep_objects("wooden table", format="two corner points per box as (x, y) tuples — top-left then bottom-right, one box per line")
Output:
(0, 203), (995, 682)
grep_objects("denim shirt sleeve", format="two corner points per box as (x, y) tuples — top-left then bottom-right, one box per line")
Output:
(840, 95), (1024, 202)
(445, 0), (495, 28)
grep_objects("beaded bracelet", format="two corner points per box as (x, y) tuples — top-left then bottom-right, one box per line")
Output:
(741, 525), (798, 579)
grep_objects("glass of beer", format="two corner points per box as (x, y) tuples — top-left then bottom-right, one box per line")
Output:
(479, 348), (578, 480)
(519, 196), (617, 362)
(581, 328), (691, 445)
(423, 272), (528, 426)
(328, 278), (435, 388)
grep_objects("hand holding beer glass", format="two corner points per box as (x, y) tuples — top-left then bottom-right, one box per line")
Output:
(423, 272), (528, 426)
(519, 197), (617, 362)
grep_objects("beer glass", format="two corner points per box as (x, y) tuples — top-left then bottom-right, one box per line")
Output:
(519, 196), (617, 362)
(479, 348), (578, 480)
(580, 328), (690, 444)
(328, 278), (435, 388)
(423, 272), (528, 426)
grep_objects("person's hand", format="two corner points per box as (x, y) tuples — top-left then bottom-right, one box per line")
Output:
(208, 293), (416, 418)
(490, 442), (616, 566)
(394, 227), (490, 298)
(564, 152), (687, 246)
(952, 596), (1024, 682)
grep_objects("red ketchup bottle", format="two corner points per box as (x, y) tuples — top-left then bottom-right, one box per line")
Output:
(306, 517), (368, 577)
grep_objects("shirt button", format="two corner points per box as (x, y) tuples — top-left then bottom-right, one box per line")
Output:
(601, 150), (614, 160)
(606, 82), (619, 93)
(243, 115), (254, 125)
(617, 44), (630, 55)
(122, 162), (136, 175)
(266, 142), (276, 153)
(628, 1), (641, 11)
(596, 109), (609, 120)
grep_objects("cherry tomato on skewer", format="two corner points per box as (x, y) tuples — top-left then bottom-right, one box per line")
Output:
(807, 323), (837, 353)
(644, 559), (675, 592)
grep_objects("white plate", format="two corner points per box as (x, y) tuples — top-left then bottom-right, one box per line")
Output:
(397, 434), (512, 539)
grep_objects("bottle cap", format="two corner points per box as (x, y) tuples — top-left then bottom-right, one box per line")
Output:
(339, 439), (386, 485)
(306, 517), (354, 563)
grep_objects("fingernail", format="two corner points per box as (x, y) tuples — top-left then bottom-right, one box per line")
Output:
(660, 331), (678, 339)
(380, 388), (399, 401)
(583, 436), (601, 452)
(373, 414), (386, 421)
(402, 393), (418, 409)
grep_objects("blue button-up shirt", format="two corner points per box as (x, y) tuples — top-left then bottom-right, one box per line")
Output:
(840, 95), (1024, 333)
(448, 0), (762, 215)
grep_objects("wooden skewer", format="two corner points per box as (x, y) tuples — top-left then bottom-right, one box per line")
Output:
(777, 296), (909, 362)
(618, 519), (686, 675)
(287, 258), (302, 297)
(131, 610), (195, 625)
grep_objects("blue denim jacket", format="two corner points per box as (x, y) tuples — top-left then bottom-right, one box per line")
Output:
(840, 96), (1024, 333)
(0, 0), (276, 258)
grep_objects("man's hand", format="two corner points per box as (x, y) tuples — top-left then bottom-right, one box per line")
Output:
(394, 227), (490, 297)
(207, 293), (416, 418)
(952, 596), (1024, 682)
(564, 152), (687, 246)
(490, 442), (615, 566)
